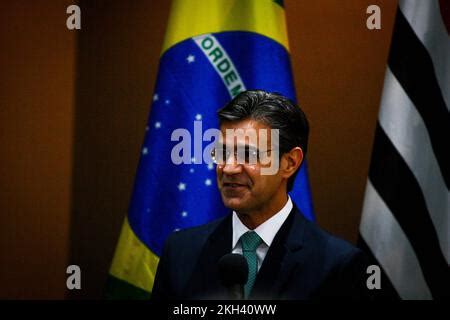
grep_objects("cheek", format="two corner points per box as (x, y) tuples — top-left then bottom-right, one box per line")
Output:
(216, 166), (223, 178)
(259, 173), (282, 191)
(243, 165), (259, 185)
(244, 165), (259, 173)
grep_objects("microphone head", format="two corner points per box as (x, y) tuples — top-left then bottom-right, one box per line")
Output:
(218, 253), (248, 287)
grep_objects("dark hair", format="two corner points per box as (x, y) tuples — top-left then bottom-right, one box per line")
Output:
(217, 90), (309, 192)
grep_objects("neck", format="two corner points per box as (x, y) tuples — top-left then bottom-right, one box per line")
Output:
(236, 192), (289, 230)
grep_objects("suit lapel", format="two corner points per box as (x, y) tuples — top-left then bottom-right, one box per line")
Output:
(183, 215), (232, 299)
(183, 206), (308, 299)
(250, 206), (306, 299)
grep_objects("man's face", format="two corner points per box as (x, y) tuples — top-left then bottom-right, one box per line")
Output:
(216, 119), (284, 214)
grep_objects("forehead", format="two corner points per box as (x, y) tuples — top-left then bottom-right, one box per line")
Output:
(220, 118), (270, 130)
(219, 119), (272, 145)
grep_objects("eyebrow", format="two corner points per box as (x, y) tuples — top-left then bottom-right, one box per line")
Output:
(217, 143), (260, 150)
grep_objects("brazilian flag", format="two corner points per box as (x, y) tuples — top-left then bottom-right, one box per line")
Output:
(106, 0), (315, 299)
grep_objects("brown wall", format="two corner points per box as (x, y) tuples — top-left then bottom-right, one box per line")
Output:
(0, 1), (76, 299)
(0, 0), (397, 299)
(68, 0), (171, 299)
(287, 0), (397, 241)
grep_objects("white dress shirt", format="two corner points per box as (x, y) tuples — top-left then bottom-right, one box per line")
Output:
(231, 196), (293, 271)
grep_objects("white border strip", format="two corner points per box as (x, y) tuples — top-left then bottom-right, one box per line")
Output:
(360, 181), (432, 299)
(193, 34), (246, 98)
(399, 0), (450, 111)
(378, 68), (450, 263)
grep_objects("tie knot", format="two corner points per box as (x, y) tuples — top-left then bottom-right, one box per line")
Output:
(240, 231), (263, 252)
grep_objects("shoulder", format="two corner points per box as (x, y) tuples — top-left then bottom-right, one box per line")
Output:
(153, 216), (229, 299)
(289, 208), (364, 269)
(315, 222), (359, 255)
(164, 216), (226, 254)
(290, 211), (371, 298)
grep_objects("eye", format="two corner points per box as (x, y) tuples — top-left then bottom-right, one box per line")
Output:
(223, 149), (230, 162)
(244, 146), (258, 164)
(211, 146), (230, 164)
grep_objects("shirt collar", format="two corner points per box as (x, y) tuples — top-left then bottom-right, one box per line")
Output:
(232, 196), (293, 249)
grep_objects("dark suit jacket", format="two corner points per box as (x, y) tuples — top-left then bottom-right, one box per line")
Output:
(152, 205), (372, 300)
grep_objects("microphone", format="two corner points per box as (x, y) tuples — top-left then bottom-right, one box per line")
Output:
(218, 253), (248, 300)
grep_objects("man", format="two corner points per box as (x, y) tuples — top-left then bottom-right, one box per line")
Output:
(152, 90), (370, 300)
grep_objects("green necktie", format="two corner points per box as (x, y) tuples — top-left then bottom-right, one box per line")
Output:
(240, 231), (263, 298)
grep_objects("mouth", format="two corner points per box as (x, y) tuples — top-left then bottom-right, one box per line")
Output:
(222, 182), (248, 189)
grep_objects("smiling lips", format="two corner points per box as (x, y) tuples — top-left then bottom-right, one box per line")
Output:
(223, 182), (247, 188)
(222, 180), (250, 189)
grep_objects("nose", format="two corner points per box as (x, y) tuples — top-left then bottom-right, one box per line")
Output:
(221, 161), (243, 175)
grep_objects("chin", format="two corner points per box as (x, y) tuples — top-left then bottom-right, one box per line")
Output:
(221, 196), (248, 211)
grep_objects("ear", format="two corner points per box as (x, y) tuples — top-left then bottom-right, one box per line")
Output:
(282, 147), (303, 179)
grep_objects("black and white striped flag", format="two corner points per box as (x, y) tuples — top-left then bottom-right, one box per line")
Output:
(359, 0), (449, 300)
